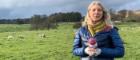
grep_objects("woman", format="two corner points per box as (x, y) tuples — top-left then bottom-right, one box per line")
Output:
(73, 1), (124, 60)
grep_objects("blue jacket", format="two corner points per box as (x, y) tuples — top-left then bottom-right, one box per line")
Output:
(73, 26), (124, 60)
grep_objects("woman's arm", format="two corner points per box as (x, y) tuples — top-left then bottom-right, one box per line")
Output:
(73, 29), (88, 57)
(98, 27), (125, 58)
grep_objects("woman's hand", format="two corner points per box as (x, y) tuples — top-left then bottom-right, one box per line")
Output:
(85, 47), (96, 56)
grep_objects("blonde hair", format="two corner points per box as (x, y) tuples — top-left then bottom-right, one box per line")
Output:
(82, 1), (113, 28)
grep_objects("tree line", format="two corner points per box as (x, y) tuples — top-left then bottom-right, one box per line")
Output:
(0, 12), (82, 29)
(0, 10), (140, 29)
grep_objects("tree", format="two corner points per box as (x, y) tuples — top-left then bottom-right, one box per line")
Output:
(117, 9), (128, 22)
(30, 14), (58, 30)
(30, 15), (47, 29)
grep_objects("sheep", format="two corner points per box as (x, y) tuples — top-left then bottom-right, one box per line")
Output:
(38, 33), (46, 38)
(7, 35), (14, 40)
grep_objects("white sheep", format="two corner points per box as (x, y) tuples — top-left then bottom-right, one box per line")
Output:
(39, 33), (46, 38)
(7, 35), (14, 40)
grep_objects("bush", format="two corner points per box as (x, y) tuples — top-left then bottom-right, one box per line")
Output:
(126, 19), (137, 22)
(73, 22), (81, 29)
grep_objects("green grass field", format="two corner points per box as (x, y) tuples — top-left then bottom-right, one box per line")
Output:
(0, 22), (140, 60)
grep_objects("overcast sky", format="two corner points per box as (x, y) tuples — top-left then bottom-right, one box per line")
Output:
(0, 0), (140, 19)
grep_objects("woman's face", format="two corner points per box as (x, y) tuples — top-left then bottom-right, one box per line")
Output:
(89, 4), (103, 22)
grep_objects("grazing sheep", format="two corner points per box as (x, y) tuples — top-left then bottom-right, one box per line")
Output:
(39, 34), (46, 38)
(7, 35), (14, 40)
